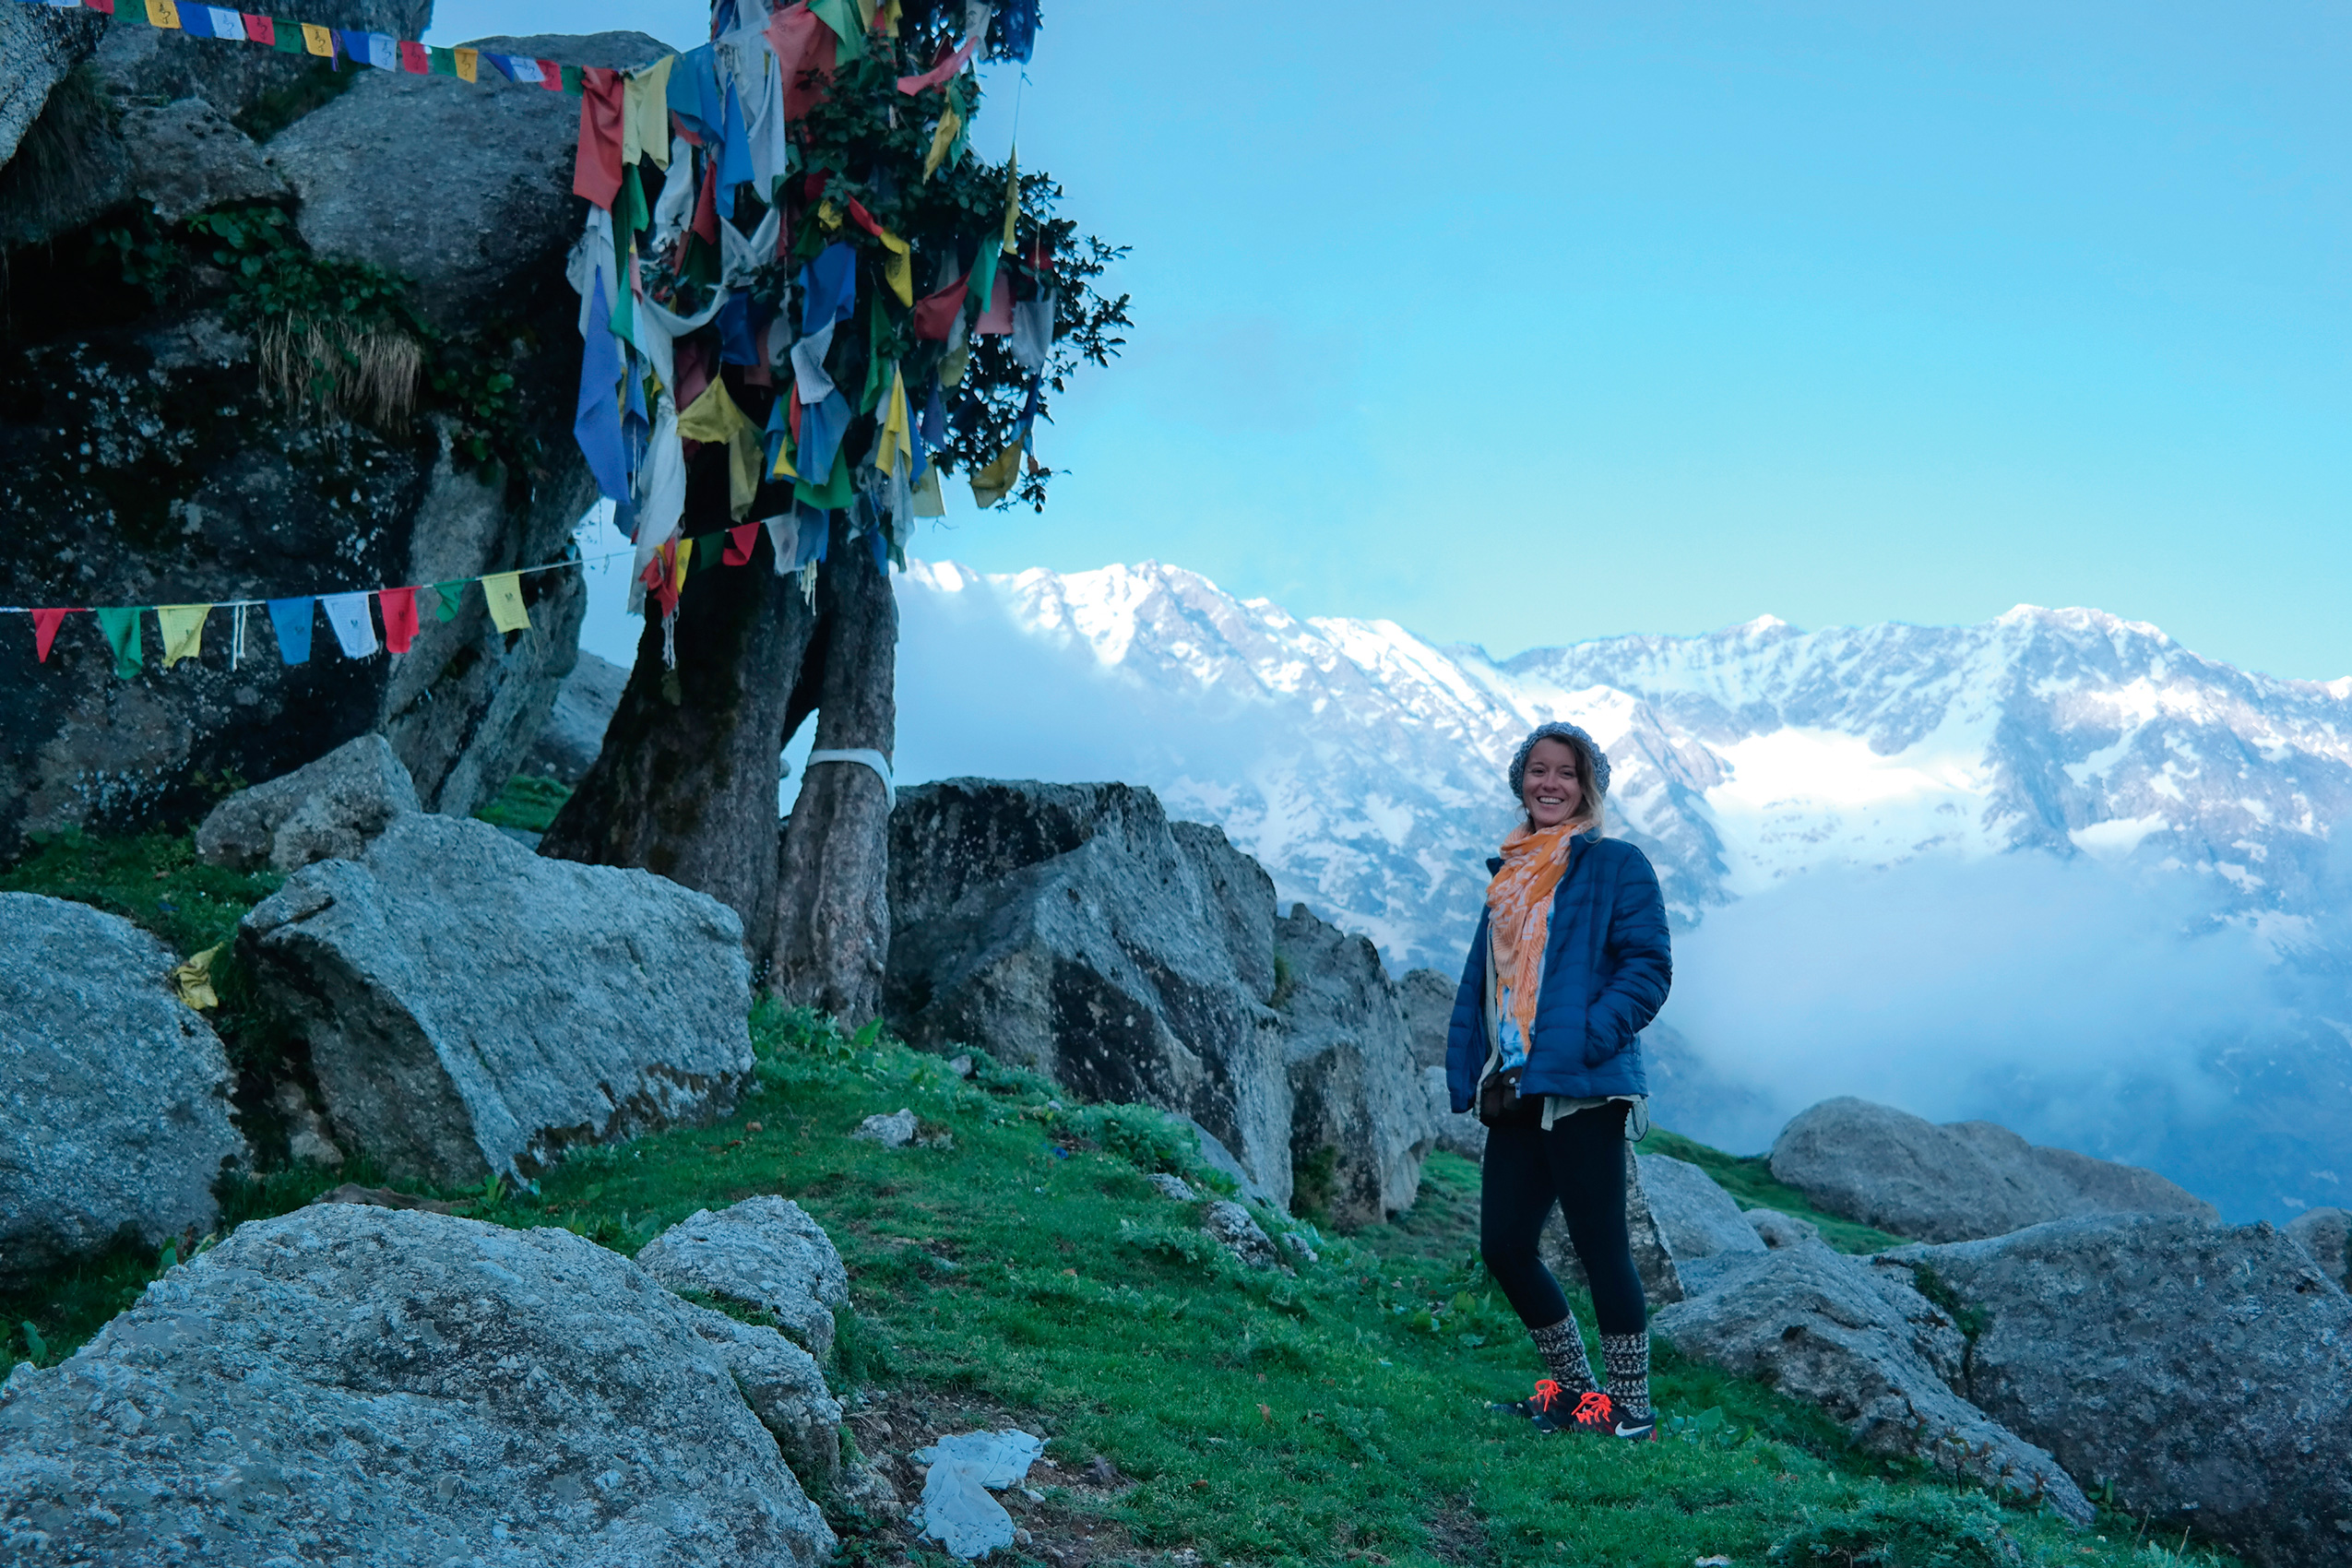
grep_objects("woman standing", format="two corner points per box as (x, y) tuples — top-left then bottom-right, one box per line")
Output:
(1445, 721), (1672, 1440)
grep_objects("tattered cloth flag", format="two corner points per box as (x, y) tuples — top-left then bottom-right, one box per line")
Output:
(30, 607), (73, 662)
(320, 591), (378, 658)
(433, 579), (469, 623)
(156, 603), (211, 669)
(378, 586), (420, 654)
(95, 606), (143, 680)
(481, 572), (532, 633)
(267, 596), (315, 664)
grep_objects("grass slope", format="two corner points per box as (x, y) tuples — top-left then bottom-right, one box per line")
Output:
(0, 831), (2227, 1567)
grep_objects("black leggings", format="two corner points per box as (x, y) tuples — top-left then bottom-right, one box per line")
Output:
(1479, 1100), (1646, 1336)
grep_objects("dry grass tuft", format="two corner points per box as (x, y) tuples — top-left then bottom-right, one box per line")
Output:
(258, 316), (422, 431)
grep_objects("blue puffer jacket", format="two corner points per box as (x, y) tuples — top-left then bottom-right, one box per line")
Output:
(1444, 832), (1673, 1111)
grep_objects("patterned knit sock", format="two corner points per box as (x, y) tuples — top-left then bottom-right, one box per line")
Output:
(1528, 1317), (1597, 1396)
(1600, 1330), (1652, 1421)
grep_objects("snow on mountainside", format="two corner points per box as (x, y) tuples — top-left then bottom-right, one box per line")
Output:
(894, 559), (2352, 1222)
(905, 559), (2352, 963)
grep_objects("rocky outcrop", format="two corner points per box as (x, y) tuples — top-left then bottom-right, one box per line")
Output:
(0, 1203), (837, 1565)
(0, 7), (102, 175)
(637, 1197), (854, 1362)
(524, 648), (627, 783)
(885, 779), (1434, 1218)
(1271, 902), (1435, 1224)
(1654, 1218), (2093, 1522)
(2287, 1206), (2349, 1289)
(885, 780), (1294, 1204)
(1397, 964), (1485, 1159)
(1638, 1151), (1766, 1279)
(239, 813), (754, 1186)
(1892, 1215), (2352, 1568)
(1769, 1097), (2216, 1243)
(0, 27), (677, 860)
(0, 893), (244, 1279)
(195, 731), (419, 873)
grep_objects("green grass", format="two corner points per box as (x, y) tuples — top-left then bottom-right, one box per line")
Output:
(0, 829), (280, 961)
(0, 831), (2231, 1566)
(1642, 1128), (1910, 1254)
(474, 775), (574, 834)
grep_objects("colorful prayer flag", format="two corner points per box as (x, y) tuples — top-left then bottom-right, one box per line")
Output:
(266, 597), (314, 664)
(454, 45), (479, 81)
(320, 591), (378, 658)
(156, 604), (211, 669)
(398, 38), (428, 72)
(144, 0), (181, 28)
(30, 607), (72, 662)
(95, 607), (143, 680)
(301, 22), (332, 54)
(378, 586), (419, 653)
(481, 572), (531, 632)
(433, 579), (469, 623)
(242, 12), (273, 43)
(723, 522), (759, 565)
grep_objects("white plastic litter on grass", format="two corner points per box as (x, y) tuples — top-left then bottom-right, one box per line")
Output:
(910, 1430), (1047, 1559)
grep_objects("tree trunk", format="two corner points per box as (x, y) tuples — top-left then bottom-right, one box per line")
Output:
(539, 521), (818, 957)
(767, 525), (897, 1025)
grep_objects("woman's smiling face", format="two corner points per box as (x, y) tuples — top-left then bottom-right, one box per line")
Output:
(1521, 737), (1585, 829)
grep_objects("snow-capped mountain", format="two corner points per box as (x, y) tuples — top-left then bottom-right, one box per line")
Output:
(892, 559), (2352, 1220)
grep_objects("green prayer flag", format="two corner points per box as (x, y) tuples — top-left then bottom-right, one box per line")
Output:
(622, 164), (650, 235)
(428, 45), (457, 75)
(792, 447), (855, 512)
(967, 240), (1001, 340)
(562, 64), (586, 95)
(859, 298), (890, 414)
(808, 0), (864, 61)
(271, 18), (304, 52)
(433, 580), (469, 624)
(689, 534), (720, 576)
(95, 607), (143, 681)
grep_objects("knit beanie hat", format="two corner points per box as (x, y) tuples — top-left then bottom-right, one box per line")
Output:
(1507, 722), (1611, 802)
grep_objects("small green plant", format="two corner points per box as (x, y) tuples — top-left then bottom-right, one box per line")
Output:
(474, 775), (575, 835)
(17, 1322), (45, 1369)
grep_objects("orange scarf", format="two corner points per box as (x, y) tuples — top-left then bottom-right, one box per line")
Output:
(1487, 819), (1585, 1049)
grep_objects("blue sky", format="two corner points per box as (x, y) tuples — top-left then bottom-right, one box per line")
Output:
(434, 1), (2351, 679)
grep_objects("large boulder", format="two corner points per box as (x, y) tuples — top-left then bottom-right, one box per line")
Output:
(2287, 1205), (2349, 1289)
(524, 648), (628, 784)
(0, 1204), (838, 1565)
(195, 731), (420, 873)
(637, 1197), (854, 1362)
(1271, 902), (1435, 1224)
(0, 894), (244, 1279)
(0, 6), (102, 174)
(0, 29), (676, 860)
(1398, 968), (1485, 1159)
(1769, 1097), (2215, 1243)
(239, 813), (754, 1186)
(885, 780), (1297, 1206)
(1891, 1215), (2352, 1568)
(1638, 1151), (1767, 1280)
(1653, 1223), (2092, 1522)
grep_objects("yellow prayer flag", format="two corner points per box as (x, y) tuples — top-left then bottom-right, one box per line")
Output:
(303, 22), (335, 54)
(874, 366), (910, 474)
(480, 572), (530, 633)
(879, 0), (900, 37)
(969, 441), (1022, 508)
(156, 604), (210, 669)
(144, 0), (182, 28)
(671, 539), (694, 596)
(817, 199), (842, 232)
(454, 45), (479, 81)
(171, 944), (222, 1011)
(1001, 148), (1018, 254)
(853, 0), (876, 29)
(677, 376), (754, 445)
(769, 432), (798, 481)
(877, 226), (912, 307)
(923, 101), (962, 182)
(624, 55), (674, 167)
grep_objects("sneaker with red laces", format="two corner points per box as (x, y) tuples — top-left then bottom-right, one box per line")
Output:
(1490, 1380), (1607, 1435)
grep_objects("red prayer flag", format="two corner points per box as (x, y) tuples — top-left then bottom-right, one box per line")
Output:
(398, 38), (427, 71)
(644, 540), (682, 617)
(690, 164), (719, 245)
(30, 608), (73, 663)
(845, 197), (884, 239)
(912, 276), (968, 340)
(572, 65), (624, 209)
(895, 34), (978, 95)
(974, 269), (1014, 335)
(537, 59), (564, 90)
(766, 4), (837, 121)
(81, 0), (113, 13)
(242, 12), (272, 41)
(378, 587), (420, 654)
(723, 523), (760, 566)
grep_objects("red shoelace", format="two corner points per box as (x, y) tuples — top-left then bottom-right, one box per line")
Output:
(1530, 1378), (1563, 1412)
(1572, 1391), (1614, 1427)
